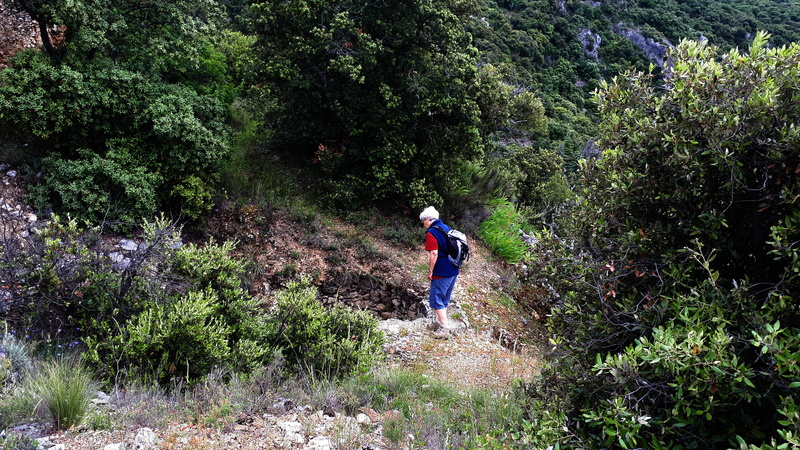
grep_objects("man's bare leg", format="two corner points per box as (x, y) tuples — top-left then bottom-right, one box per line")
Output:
(435, 308), (448, 328)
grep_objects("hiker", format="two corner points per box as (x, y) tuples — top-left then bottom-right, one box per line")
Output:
(419, 206), (459, 332)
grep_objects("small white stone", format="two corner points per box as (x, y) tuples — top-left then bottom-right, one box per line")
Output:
(92, 391), (111, 404)
(277, 421), (303, 433)
(133, 427), (158, 449)
(118, 239), (138, 251)
(307, 436), (332, 450)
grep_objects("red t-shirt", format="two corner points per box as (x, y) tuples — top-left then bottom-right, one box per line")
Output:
(425, 232), (439, 251)
(425, 232), (442, 279)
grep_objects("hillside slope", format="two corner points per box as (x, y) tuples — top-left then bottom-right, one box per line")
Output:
(200, 197), (546, 386)
(1, 162), (544, 448)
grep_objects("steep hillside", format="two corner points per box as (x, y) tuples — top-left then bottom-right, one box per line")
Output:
(200, 196), (548, 370)
(1, 158), (545, 360)
(1, 159), (545, 447)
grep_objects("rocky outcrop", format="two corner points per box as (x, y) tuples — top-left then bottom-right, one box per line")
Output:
(0, 165), (38, 315)
(578, 27), (601, 60)
(612, 23), (674, 72)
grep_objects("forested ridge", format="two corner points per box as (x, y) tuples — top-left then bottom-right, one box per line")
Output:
(1, 0), (799, 448)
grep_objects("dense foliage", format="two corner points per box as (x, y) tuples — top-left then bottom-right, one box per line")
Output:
(613, 0), (800, 49)
(239, 0), (545, 210)
(4, 0), (800, 221)
(518, 33), (800, 448)
(0, 0), (236, 228)
(0, 216), (383, 386)
(3, 0), (800, 445)
(264, 277), (385, 379)
(471, 0), (800, 177)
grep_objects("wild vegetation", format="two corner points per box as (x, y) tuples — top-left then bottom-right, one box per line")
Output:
(1, 0), (799, 448)
(520, 32), (800, 448)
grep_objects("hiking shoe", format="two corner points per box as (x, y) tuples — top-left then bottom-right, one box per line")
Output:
(428, 318), (445, 331)
(432, 328), (451, 340)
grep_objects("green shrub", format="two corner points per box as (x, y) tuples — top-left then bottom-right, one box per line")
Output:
(265, 278), (385, 379)
(0, 51), (230, 229)
(0, 432), (39, 450)
(514, 34), (800, 448)
(170, 239), (249, 304)
(0, 326), (34, 389)
(27, 151), (161, 231)
(5, 214), (124, 337)
(169, 175), (215, 220)
(478, 200), (529, 263)
(92, 289), (232, 385)
(382, 225), (422, 250)
(6, 215), (271, 386)
(84, 235), (272, 385)
(88, 285), (270, 385)
(0, 389), (32, 430)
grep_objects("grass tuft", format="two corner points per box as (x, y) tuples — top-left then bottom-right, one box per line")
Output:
(23, 356), (97, 429)
(478, 200), (529, 263)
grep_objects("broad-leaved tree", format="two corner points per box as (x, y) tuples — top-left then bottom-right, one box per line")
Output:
(0, 0), (235, 227)
(242, 0), (529, 209)
(520, 32), (800, 448)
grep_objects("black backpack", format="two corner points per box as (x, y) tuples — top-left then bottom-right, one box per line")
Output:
(430, 225), (470, 268)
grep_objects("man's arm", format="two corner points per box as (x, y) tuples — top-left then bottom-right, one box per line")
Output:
(428, 249), (438, 280)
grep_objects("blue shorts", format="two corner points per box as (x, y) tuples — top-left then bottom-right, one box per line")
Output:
(429, 275), (458, 310)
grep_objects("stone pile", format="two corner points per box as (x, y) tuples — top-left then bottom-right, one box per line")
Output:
(0, 166), (38, 314)
(0, 165), (37, 237)
(318, 273), (426, 320)
(0, 1), (40, 67)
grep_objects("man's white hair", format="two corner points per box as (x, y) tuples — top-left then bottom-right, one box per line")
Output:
(419, 206), (439, 221)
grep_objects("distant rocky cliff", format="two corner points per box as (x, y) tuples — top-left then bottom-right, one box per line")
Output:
(612, 23), (674, 72)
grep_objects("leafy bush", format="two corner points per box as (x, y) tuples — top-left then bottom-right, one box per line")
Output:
(492, 144), (573, 221)
(84, 238), (272, 385)
(514, 33), (800, 448)
(0, 432), (39, 450)
(3, 214), (122, 337)
(264, 278), (385, 380)
(584, 268), (800, 447)
(4, 215), (271, 386)
(27, 151), (161, 229)
(93, 289), (234, 385)
(0, 3), (232, 229)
